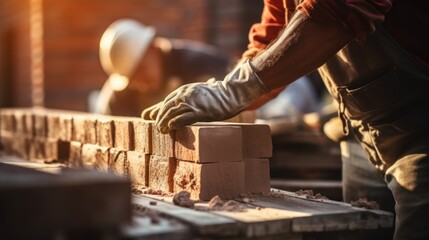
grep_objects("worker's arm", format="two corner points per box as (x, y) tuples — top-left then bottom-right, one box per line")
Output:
(152, 1), (391, 133)
(153, 11), (350, 133)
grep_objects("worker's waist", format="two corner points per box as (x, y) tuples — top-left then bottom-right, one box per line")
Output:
(337, 67), (429, 125)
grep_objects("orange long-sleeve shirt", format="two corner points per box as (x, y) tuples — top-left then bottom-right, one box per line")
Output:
(243, 0), (429, 68)
(244, 0), (429, 109)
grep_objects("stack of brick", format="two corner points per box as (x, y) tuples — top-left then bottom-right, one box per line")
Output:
(0, 108), (272, 201)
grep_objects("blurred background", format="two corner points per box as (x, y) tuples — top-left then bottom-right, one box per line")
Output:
(0, 0), (263, 110)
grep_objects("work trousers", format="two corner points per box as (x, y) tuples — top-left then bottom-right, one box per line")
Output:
(349, 109), (429, 240)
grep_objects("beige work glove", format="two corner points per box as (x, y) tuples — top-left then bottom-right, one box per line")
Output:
(141, 101), (162, 120)
(154, 59), (269, 133)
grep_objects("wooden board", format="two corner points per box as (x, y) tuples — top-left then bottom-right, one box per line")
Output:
(0, 155), (394, 239)
(136, 188), (393, 238)
(0, 157), (131, 238)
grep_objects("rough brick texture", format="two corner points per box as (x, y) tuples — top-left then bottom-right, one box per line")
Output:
(109, 148), (127, 176)
(72, 114), (97, 144)
(113, 118), (134, 150)
(133, 120), (151, 154)
(149, 155), (176, 193)
(197, 122), (272, 158)
(175, 125), (242, 163)
(244, 158), (271, 194)
(174, 160), (245, 201)
(96, 117), (114, 147)
(151, 126), (174, 157)
(0, 108), (272, 200)
(127, 151), (149, 188)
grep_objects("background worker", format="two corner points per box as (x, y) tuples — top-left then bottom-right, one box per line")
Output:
(94, 19), (231, 116)
(144, 1), (429, 239)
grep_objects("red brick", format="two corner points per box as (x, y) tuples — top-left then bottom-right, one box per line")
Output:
(113, 118), (134, 150)
(78, 143), (110, 171)
(0, 110), (16, 132)
(133, 120), (151, 154)
(93, 146), (110, 172)
(1, 133), (29, 159)
(69, 141), (82, 168)
(152, 126), (175, 157)
(45, 139), (70, 163)
(58, 114), (73, 141)
(96, 117), (114, 147)
(109, 148), (127, 176)
(148, 155), (176, 193)
(198, 122), (272, 158)
(127, 151), (149, 187)
(81, 144), (98, 169)
(174, 160), (245, 201)
(33, 110), (48, 138)
(72, 114), (97, 144)
(13, 110), (30, 136)
(28, 138), (46, 161)
(244, 158), (271, 194)
(175, 125), (242, 163)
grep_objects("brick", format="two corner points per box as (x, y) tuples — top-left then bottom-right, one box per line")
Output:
(33, 111), (48, 138)
(175, 125), (242, 163)
(96, 117), (114, 147)
(94, 146), (110, 172)
(2, 133), (29, 159)
(69, 141), (82, 168)
(72, 115), (97, 144)
(152, 126), (175, 157)
(81, 144), (98, 169)
(109, 148), (127, 176)
(244, 158), (271, 194)
(45, 139), (70, 163)
(133, 120), (151, 153)
(28, 138), (46, 161)
(78, 144), (110, 171)
(198, 122), (272, 158)
(46, 113), (60, 139)
(0, 110), (16, 132)
(148, 155), (176, 193)
(113, 118), (134, 150)
(14, 110), (30, 136)
(174, 160), (245, 201)
(127, 151), (149, 187)
(58, 114), (73, 141)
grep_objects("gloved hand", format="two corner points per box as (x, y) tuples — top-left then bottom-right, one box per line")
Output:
(154, 59), (270, 133)
(141, 101), (162, 120)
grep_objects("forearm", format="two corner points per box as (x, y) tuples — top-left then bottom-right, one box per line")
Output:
(252, 10), (353, 90)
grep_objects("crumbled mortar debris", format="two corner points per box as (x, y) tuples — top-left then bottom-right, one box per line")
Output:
(195, 195), (246, 212)
(351, 197), (380, 210)
(172, 191), (195, 208)
(131, 186), (173, 197)
(295, 189), (328, 200)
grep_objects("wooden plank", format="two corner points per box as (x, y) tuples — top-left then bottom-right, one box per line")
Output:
(121, 215), (191, 240)
(132, 195), (239, 237)
(0, 160), (131, 238)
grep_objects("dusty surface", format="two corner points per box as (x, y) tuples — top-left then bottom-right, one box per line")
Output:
(351, 198), (380, 210)
(172, 191), (195, 208)
(295, 189), (328, 200)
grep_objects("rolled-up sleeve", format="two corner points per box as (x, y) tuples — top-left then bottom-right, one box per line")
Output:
(242, 0), (292, 59)
(298, 0), (392, 40)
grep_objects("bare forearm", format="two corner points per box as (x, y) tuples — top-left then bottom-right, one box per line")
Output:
(252, 10), (353, 90)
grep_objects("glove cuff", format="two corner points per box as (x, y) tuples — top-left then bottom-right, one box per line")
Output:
(245, 59), (270, 93)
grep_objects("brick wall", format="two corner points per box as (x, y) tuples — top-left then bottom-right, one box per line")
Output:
(0, 0), (264, 111)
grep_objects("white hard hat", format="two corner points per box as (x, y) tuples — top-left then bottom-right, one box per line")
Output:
(99, 19), (156, 91)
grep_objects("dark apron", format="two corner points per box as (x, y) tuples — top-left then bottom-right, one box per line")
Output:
(318, 25), (429, 173)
